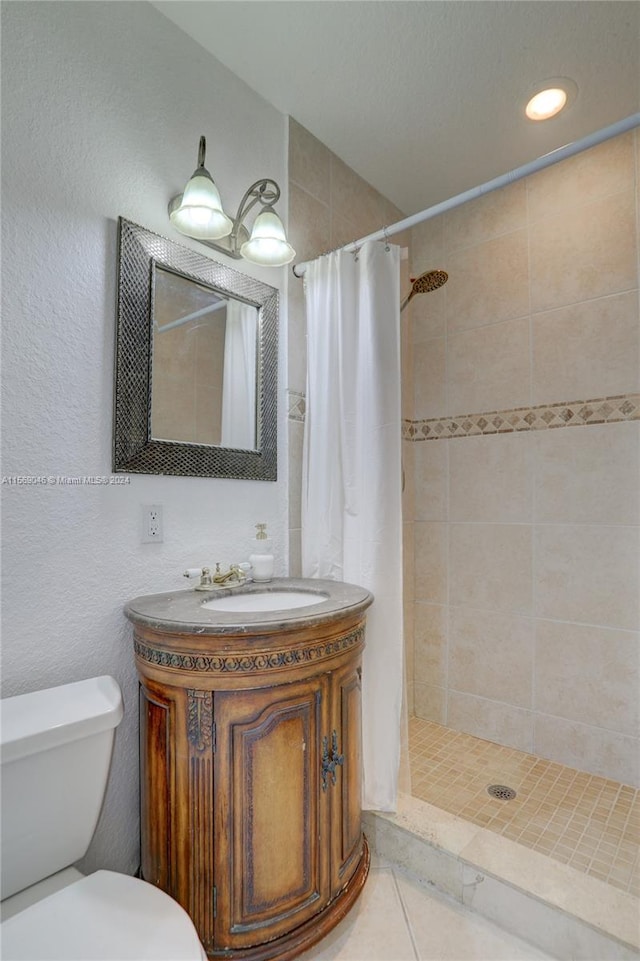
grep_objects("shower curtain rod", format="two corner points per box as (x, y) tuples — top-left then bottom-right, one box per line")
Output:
(292, 112), (640, 278)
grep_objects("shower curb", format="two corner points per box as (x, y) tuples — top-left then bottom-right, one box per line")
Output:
(364, 795), (639, 960)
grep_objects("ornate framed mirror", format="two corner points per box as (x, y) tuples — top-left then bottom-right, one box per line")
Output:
(113, 218), (278, 480)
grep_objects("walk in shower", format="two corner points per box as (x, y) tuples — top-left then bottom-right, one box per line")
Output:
(399, 123), (639, 947)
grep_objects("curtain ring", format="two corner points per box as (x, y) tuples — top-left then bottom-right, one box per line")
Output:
(352, 241), (360, 262)
(383, 226), (390, 251)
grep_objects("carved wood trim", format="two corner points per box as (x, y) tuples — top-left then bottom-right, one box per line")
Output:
(186, 690), (215, 952)
(134, 626), (364, 675)
(187, 689), (214, 751)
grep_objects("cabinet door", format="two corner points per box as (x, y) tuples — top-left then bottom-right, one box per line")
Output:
(329, 658), (364, 892)
(213, 678), (330, 952)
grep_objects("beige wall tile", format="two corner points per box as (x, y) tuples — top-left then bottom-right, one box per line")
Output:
(414, 337), (446, 419)
(288, 118), (331, 202)
(636, 129), (640, 248)
(531, 290), (640, 404)
(287, 420), (304, 529)
(288, 182), (330, 262)
(535, 525), (640, 631)
(408, 214), (446, 340)
(414, 682), (446, 723)
(449, 432), (532, 523)
(529, 190), (637, 313)
(444, 179), (527, 253)
(450, 523), (533, 614)
(413, 440), (447, 521)
(527, 131), (635, 223)
(535, 620), (639, 736)
(288, 529), (302, 577)
(534, 421), (640, 526)
(414, 602), (447, 687)
(330, 209), (360, 252)
(449, 607), (533, 708)
(330, 155), (386, 237)
(414, 521), (447, 604)
(403, 519), (415, 599)
(403, 546), (415, 715)
(447, 691), (533, 752)
(402, 439), (415, 520)
(287, 278), (307, 394)
(533, 714), (639, 787)
(410, 285), (446, 342)
(446, 230), (529, 333)
(447, 317), (531, 416)
(401, 334), (415, 419)
(410, 217), (444, 277)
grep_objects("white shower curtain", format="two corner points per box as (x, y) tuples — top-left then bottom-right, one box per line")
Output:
(302, 241), (403, 812)
(221, 299), (258, 449)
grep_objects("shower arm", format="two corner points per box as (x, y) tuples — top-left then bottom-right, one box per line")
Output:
(292, 112), (640, 279)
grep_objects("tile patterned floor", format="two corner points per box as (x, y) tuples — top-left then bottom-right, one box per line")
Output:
(300, 856), (552, 960)
(409, 717), (640, 896)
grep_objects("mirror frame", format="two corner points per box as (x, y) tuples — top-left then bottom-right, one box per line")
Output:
(113, 218), (278, 481)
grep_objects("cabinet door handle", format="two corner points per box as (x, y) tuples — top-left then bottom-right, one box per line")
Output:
(321, 730), (344, 791)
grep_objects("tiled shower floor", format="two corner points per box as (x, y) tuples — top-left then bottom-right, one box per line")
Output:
(408, 716), (640, 896)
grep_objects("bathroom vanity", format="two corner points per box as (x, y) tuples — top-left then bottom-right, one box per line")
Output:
(125, 578), (373, 961)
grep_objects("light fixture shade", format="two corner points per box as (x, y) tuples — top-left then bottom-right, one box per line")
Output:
(240, 209), (296, 266)
(170, 168), (233, 240)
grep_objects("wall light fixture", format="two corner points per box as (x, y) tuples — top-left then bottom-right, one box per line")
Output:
(168, 136), (295, 267)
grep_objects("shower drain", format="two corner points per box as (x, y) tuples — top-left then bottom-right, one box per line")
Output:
(487, 784), (517, 801)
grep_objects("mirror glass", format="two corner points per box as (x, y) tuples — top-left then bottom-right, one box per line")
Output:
(113, 218), (278, 481)
(151, 266), (259, 450)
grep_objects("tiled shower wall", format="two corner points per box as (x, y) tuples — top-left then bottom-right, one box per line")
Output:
(406, 129), (640, 787)
(286, 118), (407, 573)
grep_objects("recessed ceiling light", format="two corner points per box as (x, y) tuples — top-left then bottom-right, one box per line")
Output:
(525, 78), (577, 121)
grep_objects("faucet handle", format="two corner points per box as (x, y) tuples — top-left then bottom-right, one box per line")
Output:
(184, 567), (214, 590)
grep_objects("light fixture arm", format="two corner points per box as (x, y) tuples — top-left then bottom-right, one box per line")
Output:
(197, 135), (207, 169)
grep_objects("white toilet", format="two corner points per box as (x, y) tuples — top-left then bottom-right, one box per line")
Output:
(0, 675), (207, 960)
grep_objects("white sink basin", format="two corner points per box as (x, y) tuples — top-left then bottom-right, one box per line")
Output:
(201, 590), (328, 613)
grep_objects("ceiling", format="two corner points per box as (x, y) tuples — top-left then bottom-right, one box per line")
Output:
(153, 1), (640, 217)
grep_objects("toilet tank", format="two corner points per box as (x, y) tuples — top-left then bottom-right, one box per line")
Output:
(0, 676), (124, 901)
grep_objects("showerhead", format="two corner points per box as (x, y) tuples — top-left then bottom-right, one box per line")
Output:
(400, 269), (448, 312)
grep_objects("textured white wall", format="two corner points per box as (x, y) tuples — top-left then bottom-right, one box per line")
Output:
(1, 1), (289, 876)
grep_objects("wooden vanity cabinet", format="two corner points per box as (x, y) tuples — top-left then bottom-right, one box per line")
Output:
(132, 600), (371, 961)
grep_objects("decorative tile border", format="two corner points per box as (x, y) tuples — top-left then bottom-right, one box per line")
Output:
(403, 394), (639, 441)
(287, 391), (639, 435)
(287, 390), (306, 423)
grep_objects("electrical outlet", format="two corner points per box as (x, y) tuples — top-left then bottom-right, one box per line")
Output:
(141, 504), (163, 543)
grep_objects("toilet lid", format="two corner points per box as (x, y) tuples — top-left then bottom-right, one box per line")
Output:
(1, 871), (207, 960)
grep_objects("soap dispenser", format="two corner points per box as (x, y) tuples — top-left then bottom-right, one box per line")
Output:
(249, 523), (274, 583)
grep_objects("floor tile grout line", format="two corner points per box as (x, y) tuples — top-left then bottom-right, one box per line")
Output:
(389, 867), (422, 961)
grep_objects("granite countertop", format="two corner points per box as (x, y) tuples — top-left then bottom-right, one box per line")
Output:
(124, 577), (373, 637)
